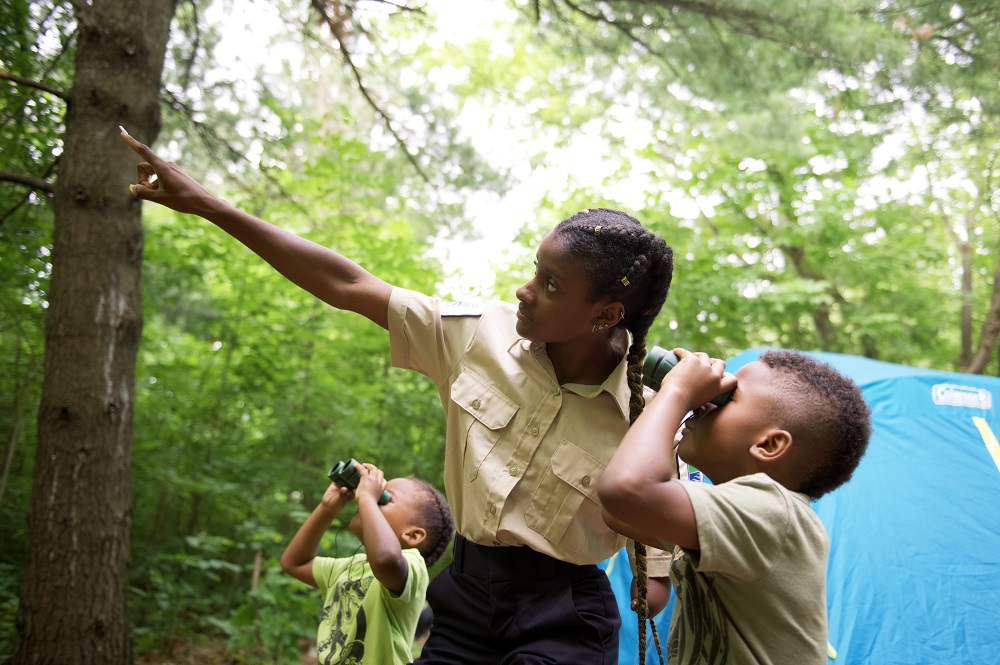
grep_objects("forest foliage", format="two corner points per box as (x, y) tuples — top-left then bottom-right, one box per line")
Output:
(2, 0), (999, 661)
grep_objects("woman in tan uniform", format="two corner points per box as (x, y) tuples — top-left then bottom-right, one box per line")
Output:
(122, 127), (675, 664)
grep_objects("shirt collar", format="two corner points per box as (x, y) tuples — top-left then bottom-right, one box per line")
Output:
(509, 338), (633, 419)
(596, 352), (632, 418)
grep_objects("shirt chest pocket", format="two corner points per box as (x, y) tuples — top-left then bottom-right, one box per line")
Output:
(525, 440), (619, 553)
(450, 369), (518, 481)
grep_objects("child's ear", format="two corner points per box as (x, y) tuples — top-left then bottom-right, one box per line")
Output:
(401, 526), (427, 548)
(750, 429), (793, 462)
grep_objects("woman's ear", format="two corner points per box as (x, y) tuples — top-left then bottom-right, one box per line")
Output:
(750, 429), (793, 462)
(592, 301), (625, 331)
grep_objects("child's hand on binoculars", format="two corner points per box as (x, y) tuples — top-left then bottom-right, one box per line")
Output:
(322, 482), (353, 510)
(662, 348), (736, 412)
(354, 463), (389, 505)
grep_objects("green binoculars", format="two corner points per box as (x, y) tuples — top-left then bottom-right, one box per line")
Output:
(327, 459), (392, 505)
(642, 346), (732, 407)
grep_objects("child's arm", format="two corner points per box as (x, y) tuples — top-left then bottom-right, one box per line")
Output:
(354, 464), (410, 595)
(601, 510), (664, 548)
(600, 513), (673, 616)
(280, 482), (352, 588)
(599, 349), (736, 551)
(120, 128), (393, 329)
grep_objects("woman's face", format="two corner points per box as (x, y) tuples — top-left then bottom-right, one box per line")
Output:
(514, 233), (607, 343)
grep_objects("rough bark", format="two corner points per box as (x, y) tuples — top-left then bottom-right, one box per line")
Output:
(963, 257), (1000, 375)
(14, 2), (178, 663)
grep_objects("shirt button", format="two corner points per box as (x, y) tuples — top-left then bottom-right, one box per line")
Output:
(582, 475), (591, 487)
(509, 466), (519, 477)
(471, 399), (482, 409)
(552, 387), (561, 395)
(489, 504), (497, 515)
(530, 426), (540, 436)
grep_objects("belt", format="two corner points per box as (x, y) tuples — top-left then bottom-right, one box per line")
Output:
(451, 534), (591, 581)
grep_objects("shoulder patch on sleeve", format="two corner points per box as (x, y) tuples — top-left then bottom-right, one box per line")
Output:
(441, 301), (485, 317)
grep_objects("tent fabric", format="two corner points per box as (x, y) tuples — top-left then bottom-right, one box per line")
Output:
(604, 348), (1000, 664)
(599, 547), (676, 665)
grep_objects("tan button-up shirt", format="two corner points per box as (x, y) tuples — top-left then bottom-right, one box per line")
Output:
(388, 288), (670, 575)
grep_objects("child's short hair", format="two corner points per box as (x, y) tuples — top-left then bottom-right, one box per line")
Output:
(758, 350), (872, 499)
(410, 478), (454, 568)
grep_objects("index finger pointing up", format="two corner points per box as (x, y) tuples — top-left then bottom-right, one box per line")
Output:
(119, 125), (162, 165)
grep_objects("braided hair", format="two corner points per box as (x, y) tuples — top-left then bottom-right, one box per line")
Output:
(552, 208), (673, 421)
(409, 478), (455, 568)
(553, 208), (673, 664)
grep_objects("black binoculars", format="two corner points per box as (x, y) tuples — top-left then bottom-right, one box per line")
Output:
(642, 346), (733, 407)
(328, 459), (392, 505)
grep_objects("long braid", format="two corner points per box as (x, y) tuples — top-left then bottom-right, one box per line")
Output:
(633, 540), (650, 660)
(626, 238), (671, 665)
(411, 478), (455, 568)
(554, 209), (673, 665)
(624, 225), (671, 665)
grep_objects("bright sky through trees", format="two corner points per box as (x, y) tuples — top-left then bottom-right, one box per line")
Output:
(204, 0), (668, 299)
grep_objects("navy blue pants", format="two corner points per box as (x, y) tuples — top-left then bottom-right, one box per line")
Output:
(413, 535), (621, 665)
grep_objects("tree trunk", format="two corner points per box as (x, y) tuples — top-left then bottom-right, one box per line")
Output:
(958, 237), (973, 368)
(14, 2), (178, 664)
(963, 256), (1000, 375)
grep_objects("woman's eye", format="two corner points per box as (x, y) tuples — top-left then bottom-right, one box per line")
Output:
(545, 280), (557, 293)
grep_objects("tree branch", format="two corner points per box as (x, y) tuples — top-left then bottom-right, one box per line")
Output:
(536, 0), (843, 66)
(368, 0), (425, 14)
(564, 0), (678, 65)
(310, 0), (431, 183)
(160, 88), (307, 213)
(0, 161), (57, 228)
(175, 0), (204, 89)
(0, 169), (55, 193)
(0, 71), (68, 101)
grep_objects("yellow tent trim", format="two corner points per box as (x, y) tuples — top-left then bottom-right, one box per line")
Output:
(972, 417), (1000, 474)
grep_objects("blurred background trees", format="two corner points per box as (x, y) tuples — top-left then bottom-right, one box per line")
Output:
(2, 0), (998, 661)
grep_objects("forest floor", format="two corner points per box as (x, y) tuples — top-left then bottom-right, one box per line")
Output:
(135, 641), (318, 665)
(135, 643), (233, 665)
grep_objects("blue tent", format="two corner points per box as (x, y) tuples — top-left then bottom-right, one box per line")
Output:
(600, 546), (675, 665)
(605, 348), (1000, 664)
